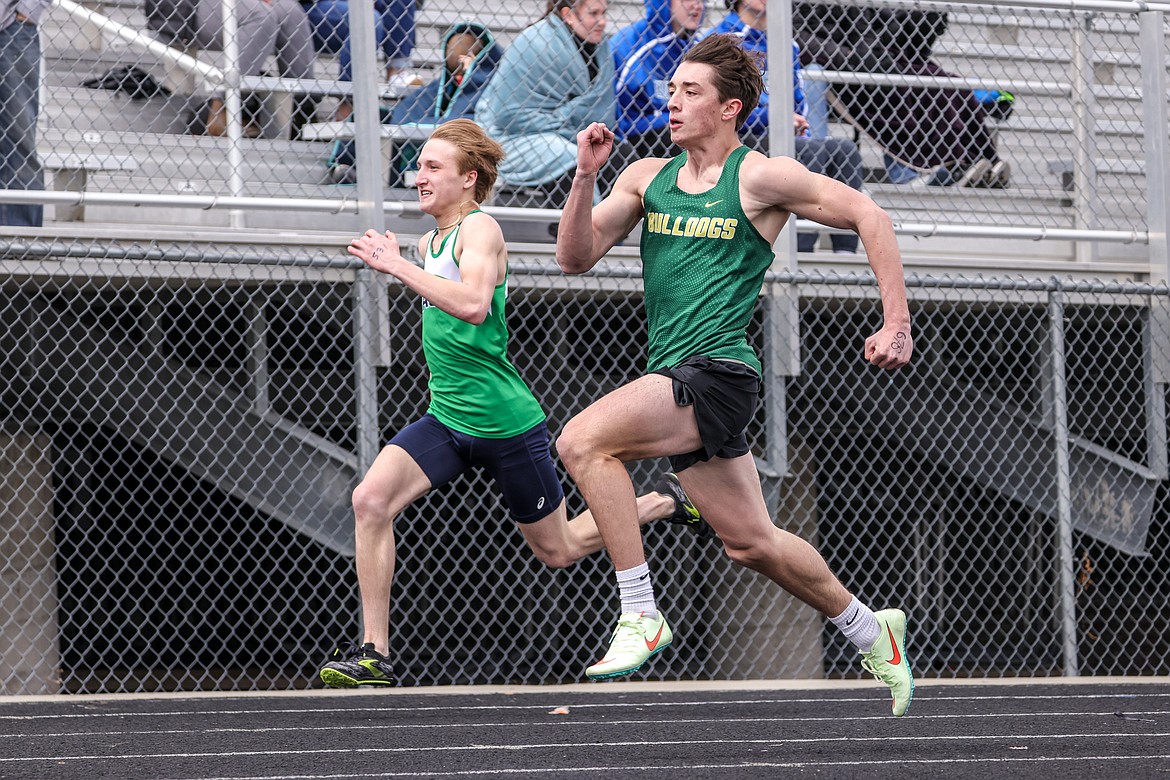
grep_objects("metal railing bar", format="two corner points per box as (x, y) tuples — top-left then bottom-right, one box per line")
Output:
(0, 188), (1149, 244)
(811, 0), (1170, 15)
(5, 238), (1166, 296)
(0, 239), (357, 267)
(802, 68), (1074, 97)
(52, 0), (222, 87)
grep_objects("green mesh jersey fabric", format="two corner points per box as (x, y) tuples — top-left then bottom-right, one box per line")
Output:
(420, 218), (546, 438)
(639, 145), (774, 374)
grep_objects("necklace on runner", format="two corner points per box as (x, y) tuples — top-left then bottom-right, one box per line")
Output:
(437, 206), (470, 232)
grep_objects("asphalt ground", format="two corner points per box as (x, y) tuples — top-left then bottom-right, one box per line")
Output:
(1, 678), (1167, 780)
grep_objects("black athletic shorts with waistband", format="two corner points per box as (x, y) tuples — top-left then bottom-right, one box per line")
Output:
(652, 354), (763, 473)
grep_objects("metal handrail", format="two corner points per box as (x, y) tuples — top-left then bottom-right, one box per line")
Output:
(812, 0), (1170, 14)
(53, 0), (222, 88)
(0, 187), (1150, 244)
(51, 0), (405, 100)
(802, 69), (1074, 97)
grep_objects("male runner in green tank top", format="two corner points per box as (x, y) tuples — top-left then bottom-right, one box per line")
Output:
(556, 35), (916, 716)
(317, 120), (706, 688)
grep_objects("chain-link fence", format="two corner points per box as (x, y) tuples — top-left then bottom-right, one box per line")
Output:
(3, 237), (1169, 693)
(1, 0), (1169, 695)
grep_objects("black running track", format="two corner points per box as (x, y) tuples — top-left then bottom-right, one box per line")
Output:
(1, 679), (1167, 779)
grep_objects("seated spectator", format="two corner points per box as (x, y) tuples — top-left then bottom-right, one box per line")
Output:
(146, 0), (317, 137)
(301, 0), (421, 120)
(793, 46), (863, 253)
(793, 2), (1011, 188)
(604, 0), (706, 194)
(394, 23), (500, 128)
(703, 0), (863, 253)
(327, 22), (503, 186)
(477, 0), (615, 208)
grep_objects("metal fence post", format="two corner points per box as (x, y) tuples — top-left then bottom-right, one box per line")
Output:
(350, 0), (385, 471)
(1047, 282), (1079, 676)
(761, 286), (791, 483)
(762, 3), (800, 485)
(1070, 13), (1099, 263)
(769, 2), (795, 163)
(1139, 11), (1170, 488)
(220, 0), (247, 228)
(1140, 11), (1170, 280)
(1143, 300), (1169, 479)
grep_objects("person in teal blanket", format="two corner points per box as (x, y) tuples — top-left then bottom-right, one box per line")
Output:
(477, 0), (615, 208)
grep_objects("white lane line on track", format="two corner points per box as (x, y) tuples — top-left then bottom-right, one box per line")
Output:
(3, 731), (1168, 763)
(2, 691), (1168, 720)
(4, 710), (1169, 740)
(151, 754), (1170, 780)
(5, 676), (1165, 705)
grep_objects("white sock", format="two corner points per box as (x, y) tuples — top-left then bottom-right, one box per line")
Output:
(616, 563), (657, 619)
(829, 596), (881, 652)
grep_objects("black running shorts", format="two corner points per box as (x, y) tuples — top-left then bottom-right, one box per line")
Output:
(652, 355), (763, 473)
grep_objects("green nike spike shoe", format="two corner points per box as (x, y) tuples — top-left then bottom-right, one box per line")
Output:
(319, 642), (397, 688)
(860, 609), (914, 716)
(585, 611), (673, 680)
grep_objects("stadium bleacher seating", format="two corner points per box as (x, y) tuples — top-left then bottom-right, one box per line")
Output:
(26, 0), (1154, 267)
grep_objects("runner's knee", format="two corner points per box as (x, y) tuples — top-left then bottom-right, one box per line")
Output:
(522, 521), (579, 569)
(351, 480), (397, 529)
(552, 420), (590, 474)
(530, 543), (577, 570)
(720, 533), (774, 572)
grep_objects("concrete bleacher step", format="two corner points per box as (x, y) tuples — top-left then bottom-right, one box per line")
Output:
(41, 82), (193, 136)
(111, 139), (332, 193)
(41, 33), (195, 136)
(37, 119), (341, 228)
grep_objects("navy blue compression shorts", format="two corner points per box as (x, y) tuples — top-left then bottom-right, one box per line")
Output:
(389, 414), (565, 524)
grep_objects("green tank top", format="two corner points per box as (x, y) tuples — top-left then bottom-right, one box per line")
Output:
(640, 145), (774, 374)
(420, 217), (546, 438)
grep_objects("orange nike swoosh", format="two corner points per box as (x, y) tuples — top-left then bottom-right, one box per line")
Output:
(645, 623), (665, 651)
(885, 625), (901, 665)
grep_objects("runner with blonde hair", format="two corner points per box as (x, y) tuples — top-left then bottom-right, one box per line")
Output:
(319, 119), (706, 686)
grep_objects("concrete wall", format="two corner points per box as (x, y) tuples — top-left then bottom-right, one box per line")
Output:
(0, 430), (61, 695)
(705, 437), (824, 679)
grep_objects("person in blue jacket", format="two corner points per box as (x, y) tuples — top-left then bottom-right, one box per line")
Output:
(477, 0), (615, 208)
(702, 0), (770, 144)
(703, 0), (863, 253)
(603, 0), (706, 194)
(328, 21), (503, 186)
